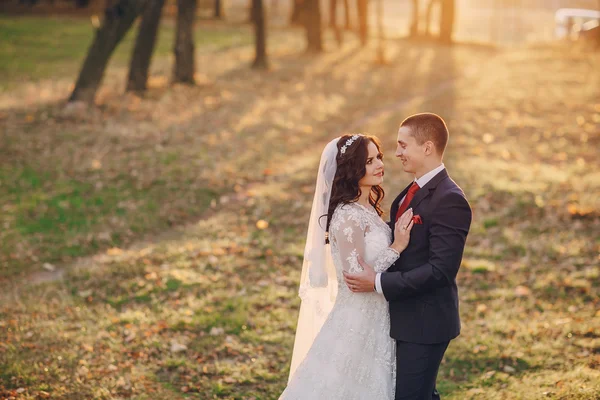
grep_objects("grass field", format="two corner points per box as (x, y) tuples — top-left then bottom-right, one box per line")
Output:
(1, 18), (599, 399)
(0, 17), (252, 278)
(0, 16), (251, 90)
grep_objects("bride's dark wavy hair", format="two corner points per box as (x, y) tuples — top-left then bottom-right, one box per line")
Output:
(324, 134), (385, 243)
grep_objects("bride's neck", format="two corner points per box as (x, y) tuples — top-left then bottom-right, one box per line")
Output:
(357, 186), (371, 207)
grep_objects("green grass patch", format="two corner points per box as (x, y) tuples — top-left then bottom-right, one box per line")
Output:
(0, 164), (219, 278)
(483, 217), (499, 229)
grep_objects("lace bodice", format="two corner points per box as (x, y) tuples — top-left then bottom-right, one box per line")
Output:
(329, 202), (399, 280)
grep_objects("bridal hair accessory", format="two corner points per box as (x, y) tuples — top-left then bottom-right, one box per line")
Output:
(340, 134), (361, 154)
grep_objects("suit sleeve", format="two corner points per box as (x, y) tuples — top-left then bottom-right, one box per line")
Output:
(380, 191), (472, 302)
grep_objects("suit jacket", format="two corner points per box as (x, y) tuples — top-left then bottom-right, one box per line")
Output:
(381, 169), (472, 344)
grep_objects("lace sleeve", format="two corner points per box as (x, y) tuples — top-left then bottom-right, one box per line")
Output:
(330, 204), (400, 274)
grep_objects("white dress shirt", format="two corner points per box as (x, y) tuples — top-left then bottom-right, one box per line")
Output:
(374, 163), (446, 294)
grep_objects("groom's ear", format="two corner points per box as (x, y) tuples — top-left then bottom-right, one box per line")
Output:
(424, 140), (435, 155)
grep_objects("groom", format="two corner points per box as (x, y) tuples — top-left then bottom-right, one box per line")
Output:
(343, 113), (472, 399)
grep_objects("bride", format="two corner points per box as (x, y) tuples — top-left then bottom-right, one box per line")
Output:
(280, 134), (414, 399)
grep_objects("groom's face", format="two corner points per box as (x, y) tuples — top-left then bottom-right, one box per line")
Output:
(396, 126), (425, 174)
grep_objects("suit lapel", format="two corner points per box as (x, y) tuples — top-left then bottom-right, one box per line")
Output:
(408, 169), (449, 210)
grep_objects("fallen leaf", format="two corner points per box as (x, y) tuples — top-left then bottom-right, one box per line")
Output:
(43, 263), (55, 271)
(476, 304), (488, 313)
(514, 285), (531, 297)
(256, 220), (269, 230)
(170, 341), (188, 353)
(209, 327), (225, 336)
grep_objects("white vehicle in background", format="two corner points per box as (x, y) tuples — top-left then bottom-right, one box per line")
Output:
(554, 8), (600, 41)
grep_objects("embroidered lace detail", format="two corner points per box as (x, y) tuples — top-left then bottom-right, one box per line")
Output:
(343, 226), (354, 243)
(346, 248), (361, 273)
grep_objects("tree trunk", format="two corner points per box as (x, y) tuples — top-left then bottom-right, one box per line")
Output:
(597, 0), (600, 48)
(356, 0), (368, 46)
(252, 0), (268, 68)
(305, 0), (323, 52)
(290, 0), (302, 25)
(75, 0), (91, 7)
(342, 0), (350, 30)
(69, 0), (149, 103)
(126, 0), (165, 92)
(375, 0), (385, 63)
(439, 0), (455, 43)
(214, 0), (221, 18)
(329, 0), (336, 27)
(330, 0), (342, 45)
(173, 0), (197, 84)
(424, 0), (439, 37)
(409, 0), (419, 37)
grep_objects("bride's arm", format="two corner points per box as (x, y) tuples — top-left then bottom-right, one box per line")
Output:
(331, 205), (404, 275)
(342, 207), (415, 293)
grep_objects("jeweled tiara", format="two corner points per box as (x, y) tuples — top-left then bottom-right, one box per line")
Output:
(340, 134), (361, 154)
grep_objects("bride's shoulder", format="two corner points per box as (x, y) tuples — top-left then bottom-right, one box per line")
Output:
(333, 201), (361, 214)
(331, 202), (365, 226)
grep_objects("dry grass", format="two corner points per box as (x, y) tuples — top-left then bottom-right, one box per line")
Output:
(1, 22), (599, 399)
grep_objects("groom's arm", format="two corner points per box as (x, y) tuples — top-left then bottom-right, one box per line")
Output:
(380, 191), (472, 302)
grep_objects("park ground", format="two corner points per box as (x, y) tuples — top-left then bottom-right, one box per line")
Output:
(1, 16), (599, 400)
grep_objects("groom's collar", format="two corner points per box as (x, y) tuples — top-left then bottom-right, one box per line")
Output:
(405, 167), (449, 212)
(414, 163), (445, 188)
(418, 167), (448, 195)
(392, 165), (448, 208)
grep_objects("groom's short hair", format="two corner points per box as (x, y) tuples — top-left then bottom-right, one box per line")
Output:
(400, 113), (449, 155)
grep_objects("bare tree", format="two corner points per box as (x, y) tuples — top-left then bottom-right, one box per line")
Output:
(290, 0), (303, 25)
(424, 0), (439, 37)
(126, 0), (165, 92)
(375, 0), (385, 63)
(214, 0), (222, 18)
(597, 0), (600, 48)
(409, 0), (419, 36)
(252, 0), (268, 68)
(423, 0), (455, 43)
(69, 0), (149, 103)
(439, 0), (455, 43)
(173, 0), (197, 84)
(342, 0), (350, 30)
(356, 0), (368, 45)
(305, 0), (323, 52)
(329, 0), (337, 27)
(329, 0), (343, 45)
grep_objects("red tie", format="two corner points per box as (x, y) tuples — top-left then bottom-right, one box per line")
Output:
(395, 182), (420, 222)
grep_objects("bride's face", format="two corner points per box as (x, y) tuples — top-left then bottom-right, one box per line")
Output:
(359, 141), (384, 188)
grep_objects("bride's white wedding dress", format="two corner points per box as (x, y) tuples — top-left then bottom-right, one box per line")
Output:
(281, 202), (399, 400)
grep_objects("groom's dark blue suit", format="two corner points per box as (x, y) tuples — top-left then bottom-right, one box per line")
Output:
(383, 169), (472, 400)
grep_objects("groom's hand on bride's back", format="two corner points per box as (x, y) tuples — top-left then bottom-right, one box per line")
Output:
(343, 256), (376, 293)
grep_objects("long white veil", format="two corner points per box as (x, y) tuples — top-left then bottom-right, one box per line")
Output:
(288, 137), (340, 381)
